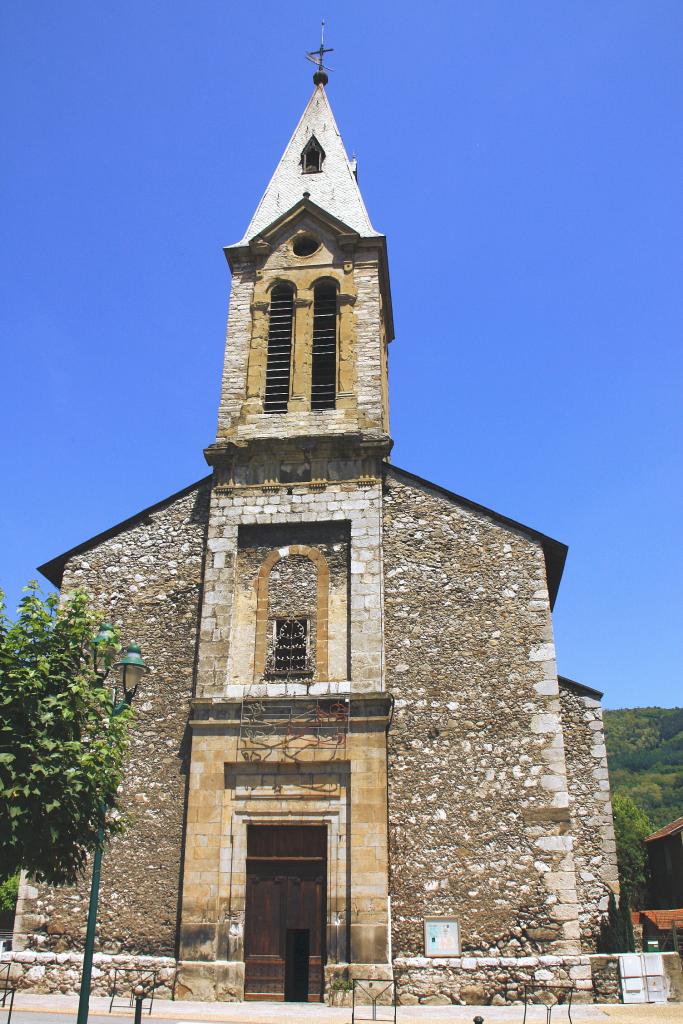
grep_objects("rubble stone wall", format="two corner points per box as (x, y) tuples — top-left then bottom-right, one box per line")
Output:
(588, 955), (620, 1003)
(215, 256), (257, 439)
(559, 681), (619, 950)
(393, 953), (592, 1006)
(382, 467), (582, 961)
(2, 951), (177, 998)
(14, 481), (210, 957)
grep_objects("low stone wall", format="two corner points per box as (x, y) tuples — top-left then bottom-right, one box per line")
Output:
(393, 954), (592, 1006)
(1, 952), (176, 998)
(5, 949), (681, 1005)
(664, 953), (683, 1001)
(588, 954), (620, 1003)
(588, 952), (683, 1004)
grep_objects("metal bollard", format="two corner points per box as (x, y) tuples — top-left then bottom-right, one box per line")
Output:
(132, 984), (146, 1024)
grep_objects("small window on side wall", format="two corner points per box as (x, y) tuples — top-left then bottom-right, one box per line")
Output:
(301, 136), (325, 174)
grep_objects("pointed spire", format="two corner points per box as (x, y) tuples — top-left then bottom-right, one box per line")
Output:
(236, 83), (378, 245)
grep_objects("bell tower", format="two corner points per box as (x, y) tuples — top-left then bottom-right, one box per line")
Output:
(180, 73), (395, 998)
(205, 79), (394, 488)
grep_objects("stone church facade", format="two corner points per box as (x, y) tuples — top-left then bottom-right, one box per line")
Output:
(13, 78), (619, 1004)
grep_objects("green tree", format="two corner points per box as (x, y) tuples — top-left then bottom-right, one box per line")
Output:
(612, 792), (653, 908)
(604, 706), (683, 828)
(0, 874), (18, 915)
(597, 891), (621, 953)
(619, 886), (636, 953)
(597, 889), (635, 953)
(0, 584), (132, 885)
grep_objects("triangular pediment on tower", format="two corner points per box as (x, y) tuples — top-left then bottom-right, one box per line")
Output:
(224, 194), (394, 343)
(226, 195), (366, 261)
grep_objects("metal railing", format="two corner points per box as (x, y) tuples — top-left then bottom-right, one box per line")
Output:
(351, 978), (396, 1023)
(522, 983), (574, 1024)
(108, 967), (159, 1015)
(0, 964), (16, 1024)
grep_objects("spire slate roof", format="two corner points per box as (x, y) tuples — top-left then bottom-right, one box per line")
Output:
(236, 85), (379, 244)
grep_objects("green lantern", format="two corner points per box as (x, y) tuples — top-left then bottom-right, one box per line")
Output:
(114, 642), (149, 700)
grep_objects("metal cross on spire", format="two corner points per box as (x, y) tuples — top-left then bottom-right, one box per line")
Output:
(306, 19), (333, 86)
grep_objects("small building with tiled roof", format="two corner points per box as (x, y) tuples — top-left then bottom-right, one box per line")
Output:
(646, 815), (683, 910)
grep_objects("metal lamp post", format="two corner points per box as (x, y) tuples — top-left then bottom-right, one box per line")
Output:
(75, 628), (149, 1024)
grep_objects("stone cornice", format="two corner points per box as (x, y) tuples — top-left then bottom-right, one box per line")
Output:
(189, 693), (393, 731)
(204, 434), (393, 468)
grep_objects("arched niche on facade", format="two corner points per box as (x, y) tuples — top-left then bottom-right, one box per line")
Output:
(254, 545), (329, 681)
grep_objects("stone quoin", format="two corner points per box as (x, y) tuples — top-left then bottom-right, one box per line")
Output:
(11, 70), (627, 1006)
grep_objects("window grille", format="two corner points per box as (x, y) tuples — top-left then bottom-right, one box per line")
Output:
(266, 618), (313, 677)
(311, 282), (337, 410)
(264, 284), (294, 413)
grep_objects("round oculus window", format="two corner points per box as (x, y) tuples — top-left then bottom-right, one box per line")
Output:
(292, 234), (320, 258)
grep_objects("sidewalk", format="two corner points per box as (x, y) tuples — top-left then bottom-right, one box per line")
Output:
(7, 993), (683, 1023)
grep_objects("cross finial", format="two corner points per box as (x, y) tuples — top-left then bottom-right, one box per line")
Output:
(306, 19), (333, 86)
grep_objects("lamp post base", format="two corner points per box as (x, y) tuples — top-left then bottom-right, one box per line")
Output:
(75, 825), (104, 1024)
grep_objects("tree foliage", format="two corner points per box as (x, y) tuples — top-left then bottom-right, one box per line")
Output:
(605, 707), (683, 828)
(0, 584), (132, 885)
(0, 874), (18, 915)
(612, 792), (653, 909)
(597, 889), (636, 954)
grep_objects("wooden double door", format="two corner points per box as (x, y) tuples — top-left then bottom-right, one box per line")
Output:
(244, 825), (326, 1002)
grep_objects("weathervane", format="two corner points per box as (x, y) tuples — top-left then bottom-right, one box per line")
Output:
(306, 19), (333, 86)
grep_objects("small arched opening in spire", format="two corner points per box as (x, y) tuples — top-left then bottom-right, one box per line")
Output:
(301, 135), (325, 174)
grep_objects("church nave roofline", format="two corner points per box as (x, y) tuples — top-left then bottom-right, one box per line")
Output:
(384, 463), (568, 610)
(37, 476), (212, 589)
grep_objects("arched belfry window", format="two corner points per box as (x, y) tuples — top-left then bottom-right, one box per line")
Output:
(301, 135), (325, 174)
(311, 281), (337, 410)
(264, 283), (294, 413)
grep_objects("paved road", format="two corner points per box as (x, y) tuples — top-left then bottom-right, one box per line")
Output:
(4, 999), (683, 1024)
(3, 1014), (682, 1024)
(5, 1016), (123, 1024)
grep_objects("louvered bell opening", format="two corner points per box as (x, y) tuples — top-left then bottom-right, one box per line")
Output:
(311, 284), (337, 410)
(264, 285), (294, 413)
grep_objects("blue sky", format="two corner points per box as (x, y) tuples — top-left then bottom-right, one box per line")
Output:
(1, 3), (681, 709)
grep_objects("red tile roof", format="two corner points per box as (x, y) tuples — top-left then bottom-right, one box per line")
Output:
(645, 816), (683, 842)
(632, 909), (683, 930)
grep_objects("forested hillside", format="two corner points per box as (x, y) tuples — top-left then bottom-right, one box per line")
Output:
(604, 707), (683, 829)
